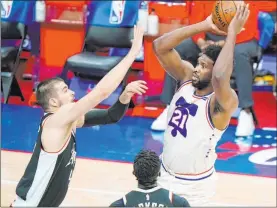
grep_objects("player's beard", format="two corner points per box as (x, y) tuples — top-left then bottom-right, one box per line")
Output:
(192, 78), (211, 90)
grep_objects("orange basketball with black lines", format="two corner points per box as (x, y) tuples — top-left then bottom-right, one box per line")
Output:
(212, 1), (239, 32)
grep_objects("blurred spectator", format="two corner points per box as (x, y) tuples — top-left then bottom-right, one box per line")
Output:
(151, 1), (260, 137)
(253, 2), (277, 98)
(254, 2), (277, 33)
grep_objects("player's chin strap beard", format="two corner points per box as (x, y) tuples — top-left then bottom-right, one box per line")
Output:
(194, 79), (211, 90)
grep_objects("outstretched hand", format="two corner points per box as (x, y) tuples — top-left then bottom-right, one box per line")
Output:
(119, 80), (148, 104)
(228, 2), (250, 35)
(130, 25), (144, 56)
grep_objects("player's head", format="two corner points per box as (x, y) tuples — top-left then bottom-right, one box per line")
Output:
(133, 150), (161, 187)
(192, 44), (222, 90)
(36, 77), (75, 111)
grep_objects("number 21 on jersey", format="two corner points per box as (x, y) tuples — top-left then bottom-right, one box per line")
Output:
(168, 97), (198, 138)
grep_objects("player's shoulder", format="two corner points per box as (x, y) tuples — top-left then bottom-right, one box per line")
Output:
(179, 79), (193, 88)
(159, 187), (170, 193)
(109, 198), (125, 207)
(170, 191), (190, 207)
(44, 103), (76, 126)
(175, 79), (194, 93)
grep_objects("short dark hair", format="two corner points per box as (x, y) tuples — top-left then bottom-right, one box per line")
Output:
(202, 44), (222, 63)
(36, 77), (64, 110)
(133, 150), (161, 186)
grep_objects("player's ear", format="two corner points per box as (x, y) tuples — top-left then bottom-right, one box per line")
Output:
(158, 171), (161, 177)
(132, 171), (135, 176)
(49, 97), (59, 107)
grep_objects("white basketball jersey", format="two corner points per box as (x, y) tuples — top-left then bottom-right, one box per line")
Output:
(162, 80), (226, 174)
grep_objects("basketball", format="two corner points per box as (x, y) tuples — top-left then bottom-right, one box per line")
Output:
(212, 1), (238, 32)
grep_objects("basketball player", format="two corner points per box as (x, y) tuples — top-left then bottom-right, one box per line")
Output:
(11, 26), (145, 207)
(110, 150), (190, 207)
(153, 2), (250, 206)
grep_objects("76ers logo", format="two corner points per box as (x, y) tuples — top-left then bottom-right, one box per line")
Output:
(169, 97), (198, 138)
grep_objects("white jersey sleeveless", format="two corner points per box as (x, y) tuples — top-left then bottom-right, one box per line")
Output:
(162, 80), (226, 176)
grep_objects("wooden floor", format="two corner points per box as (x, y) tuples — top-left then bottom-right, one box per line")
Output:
(1, 150), (276, 207)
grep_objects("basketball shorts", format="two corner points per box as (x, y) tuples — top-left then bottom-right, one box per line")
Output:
(157, 164), (218, 206)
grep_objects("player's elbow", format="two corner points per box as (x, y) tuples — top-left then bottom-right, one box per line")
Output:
(109, 117), (121, 124)
(211, 76), (222, 89)
(153, 38), (166, 55)
(107, 112), (124, 124)
(211, 71), (230, 88)
(101, 90), (110, 100)
(153, 39), (160, 54)
(95, 87), (110, 100)
(212, 61), (233, 81)
(212, 69), (226, 82)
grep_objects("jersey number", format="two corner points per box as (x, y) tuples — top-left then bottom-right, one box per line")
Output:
(171, 109), (188, 129)
(168, 97), (198, 138)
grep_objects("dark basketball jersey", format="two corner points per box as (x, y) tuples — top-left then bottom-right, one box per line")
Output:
(15, 113), (77, 207)
(110, 187), (190, 207)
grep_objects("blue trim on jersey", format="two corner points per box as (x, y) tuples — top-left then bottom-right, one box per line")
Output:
(192, 91), (213, 100)
(175, 172), (214, 181)
(161, 162), (214, 181)
(175, 80), (192, 93)
(179, 80), (192, 87)
(193, 95), (207, 101)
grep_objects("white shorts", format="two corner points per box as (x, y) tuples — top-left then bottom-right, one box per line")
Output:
(157, 164), (218, 206)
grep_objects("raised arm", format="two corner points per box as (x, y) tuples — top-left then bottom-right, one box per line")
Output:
(51, 26), (144, 127)
(211, 3), (249, 117)
(79, 80), (147, 127)
(153, 20), (226, 82)
(79, 100), (129, 127)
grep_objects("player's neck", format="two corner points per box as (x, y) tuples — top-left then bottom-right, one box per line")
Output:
(194, 86), (213, 97)
(45, 106), (59, 114)
(138, 183), (157, 190)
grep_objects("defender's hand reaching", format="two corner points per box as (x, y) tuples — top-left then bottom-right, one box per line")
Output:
(119, 80), (148, 104)
(130, 25), (144, 56)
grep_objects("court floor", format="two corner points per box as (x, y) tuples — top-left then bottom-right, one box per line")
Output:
(1, 104), (277, 206)
(2, 150), (276, 207)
